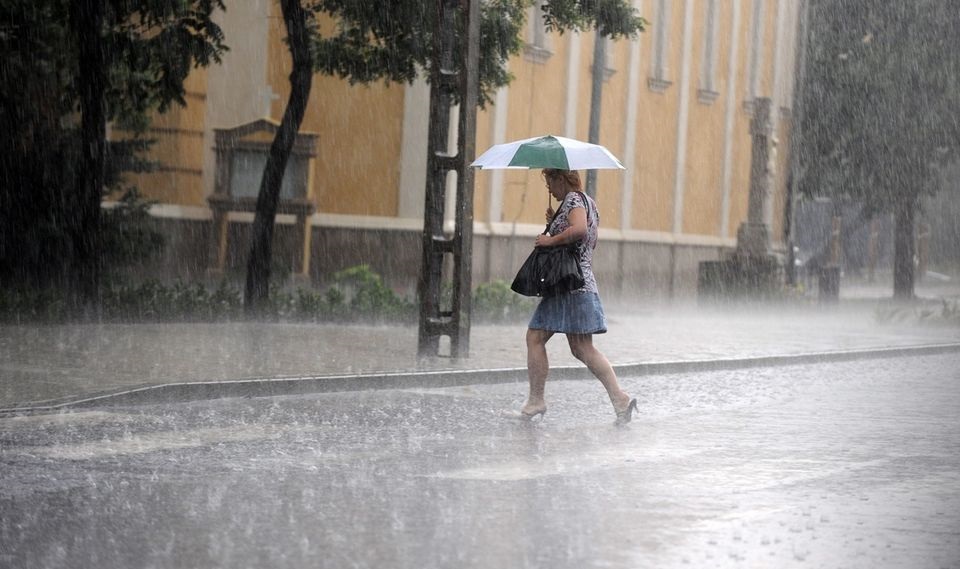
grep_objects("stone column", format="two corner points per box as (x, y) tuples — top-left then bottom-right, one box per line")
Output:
(736, 97), (775, 258)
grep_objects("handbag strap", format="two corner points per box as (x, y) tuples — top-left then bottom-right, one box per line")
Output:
(543, 191), (592, 247)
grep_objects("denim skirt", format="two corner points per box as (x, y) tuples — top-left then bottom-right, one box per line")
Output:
(528, 291), (608, 335)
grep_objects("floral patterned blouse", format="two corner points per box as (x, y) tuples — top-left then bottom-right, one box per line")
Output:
(547, 191), (599, 294)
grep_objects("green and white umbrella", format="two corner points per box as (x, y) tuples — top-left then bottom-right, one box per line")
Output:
(471, 135), (625, 170)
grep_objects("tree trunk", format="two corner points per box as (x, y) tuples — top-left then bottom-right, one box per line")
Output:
(244, 0), (313, 315)
(893, 198), (916, 300)
(585, 30), (605, 199)
(71, 0), (107, 312)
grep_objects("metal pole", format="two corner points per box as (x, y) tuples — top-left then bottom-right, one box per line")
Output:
(786, 0), (812, 286)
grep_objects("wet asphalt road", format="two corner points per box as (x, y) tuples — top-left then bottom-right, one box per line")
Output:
(2, 353), (959, 569)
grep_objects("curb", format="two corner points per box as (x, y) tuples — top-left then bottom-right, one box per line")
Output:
(3, 343), (959, 415)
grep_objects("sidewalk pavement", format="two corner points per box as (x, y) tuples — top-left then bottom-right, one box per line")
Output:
(2, 293), (959, 411)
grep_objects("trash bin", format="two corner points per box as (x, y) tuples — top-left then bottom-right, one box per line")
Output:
(819, 265), (840, 303)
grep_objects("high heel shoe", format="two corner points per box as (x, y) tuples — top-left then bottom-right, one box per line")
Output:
(502, 407), (547, 421)
(614, 398), (638, 426)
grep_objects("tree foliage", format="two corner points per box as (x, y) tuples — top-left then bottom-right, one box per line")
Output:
(244, 0), (646, 311)
(307, 0), (647, 106)
(798, 0), (960, 212)
(0, 0), (226, 291)
(797, 0), (960, 297)
(0, 0), (226, 134)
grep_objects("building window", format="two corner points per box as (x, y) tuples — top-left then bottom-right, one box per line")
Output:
(698, 0), (721, 104)
(648, 0), (672, 92)
(523, 3), (553, 64)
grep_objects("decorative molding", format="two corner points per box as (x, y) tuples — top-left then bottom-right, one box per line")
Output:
(147, 126), (205, 138)
(140, 205), (740, 248)
(593, 65), (617, 83)
(155, 165), (204, 176)
(697, 89), (720, 105)
(214, 118), (318, 156)
(311, 213), (423, 231)
(602, 37), (617, 82)
(222, 211), (300, 225)
(208, 195), (314, 216)
(482, 222), (545, 237)
(142, 204), (212, 220)
(647, 77), (672, 93)
(486, 222), (738, 247)
(522, 44), (553, 64)
(616, 229), (737, 247)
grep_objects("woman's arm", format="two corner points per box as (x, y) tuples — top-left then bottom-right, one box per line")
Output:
(535, 206), (587, 247)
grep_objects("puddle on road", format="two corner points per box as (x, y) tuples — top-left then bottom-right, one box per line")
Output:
(12, 424), (321, 461)
(427, 444), (706, 481)
(0, 410), (142, 428)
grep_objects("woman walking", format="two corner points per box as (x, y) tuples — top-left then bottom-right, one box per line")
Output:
(510, 168), (637, 425)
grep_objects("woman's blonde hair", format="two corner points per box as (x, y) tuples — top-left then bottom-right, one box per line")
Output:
(542, 168), (583, 191)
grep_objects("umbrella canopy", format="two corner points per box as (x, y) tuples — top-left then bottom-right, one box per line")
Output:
(471, 135), (625, 170)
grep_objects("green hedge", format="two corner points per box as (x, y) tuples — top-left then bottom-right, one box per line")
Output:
(472, 279), (536, 323)
(0, 266), (536, 324)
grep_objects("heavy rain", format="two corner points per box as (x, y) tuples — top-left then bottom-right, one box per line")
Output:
(1, 1), (959, 568)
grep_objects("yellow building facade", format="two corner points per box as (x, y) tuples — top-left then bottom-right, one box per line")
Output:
(128, 0), (804, 301)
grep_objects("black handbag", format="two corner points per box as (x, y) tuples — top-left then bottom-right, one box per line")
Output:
(510, 244), (584, 297)
(510, 192), (590, 297)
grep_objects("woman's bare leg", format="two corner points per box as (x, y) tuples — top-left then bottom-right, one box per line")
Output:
(566, 333), (632, 411)
(524, 328), (554, 413)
